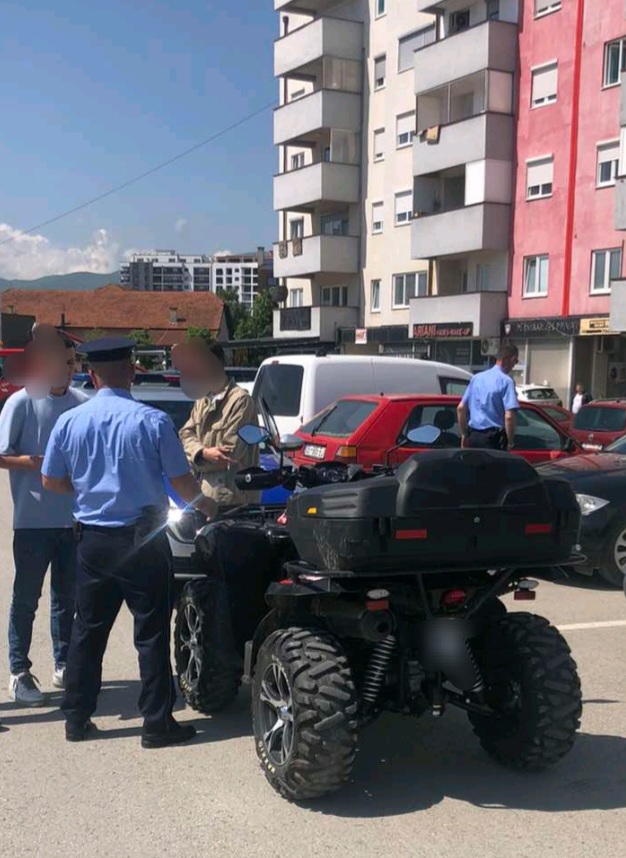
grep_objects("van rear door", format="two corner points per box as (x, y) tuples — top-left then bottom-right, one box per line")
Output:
(253, 362), (305, 436)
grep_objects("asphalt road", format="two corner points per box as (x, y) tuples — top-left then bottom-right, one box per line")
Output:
(0, 473), (625, 858)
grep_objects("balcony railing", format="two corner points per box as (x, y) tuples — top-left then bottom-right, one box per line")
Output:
(279, 306), (312, 332)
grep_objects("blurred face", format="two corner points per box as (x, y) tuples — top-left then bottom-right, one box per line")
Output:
(576, 384), (584, 395)
(500, 352), (519, 375)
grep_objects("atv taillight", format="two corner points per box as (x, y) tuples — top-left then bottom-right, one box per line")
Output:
(525, 523), (552, 535)
(277, 512), (287, 525)
(366, 599), (389, 612)
(441, 589), (467, 608)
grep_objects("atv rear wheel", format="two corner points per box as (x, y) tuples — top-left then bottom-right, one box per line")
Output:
(174, 579), (240, 714)
(252, 628), (358, 802)
(469, 612), (582, 771)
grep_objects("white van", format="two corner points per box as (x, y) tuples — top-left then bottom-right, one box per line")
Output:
(252, 354), (472, 437)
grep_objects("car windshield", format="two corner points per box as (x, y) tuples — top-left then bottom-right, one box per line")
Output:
(303, 400), (379, 439)
(524, 388), (558, 400)
(573, 406), (626, 433)
(542, 406), (568, 423)
(604, 434), (626, 454)
(253, 364), (303, 417)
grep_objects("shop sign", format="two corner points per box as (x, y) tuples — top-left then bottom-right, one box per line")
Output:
(412, 322), (473, 339)
(354, 328), (368, 345)
(579, 317), (618, 336)
(501, 318), (580, 338)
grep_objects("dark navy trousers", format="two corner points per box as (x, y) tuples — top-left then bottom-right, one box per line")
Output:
(62, 527), (176, 732)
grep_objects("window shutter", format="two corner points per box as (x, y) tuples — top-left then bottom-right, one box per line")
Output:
(598, 141), (619, 164)
(395, 191), (413, 221)
(397, 112), (415, 143)
(375, 56), (386, 81)
(532, 63), (558, 103)
(527, 157), (553, 188)
(398, 27), (435, 73)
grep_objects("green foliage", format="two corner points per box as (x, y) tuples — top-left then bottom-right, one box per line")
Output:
(217, 287), (249, 339)
(130, 329), (158, 369)
(233, 289), (275, 340)
(185, 327), (214, 343)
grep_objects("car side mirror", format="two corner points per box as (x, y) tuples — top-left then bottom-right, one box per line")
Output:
(238, 424), (271, 446)
(563, 436), (577, 454)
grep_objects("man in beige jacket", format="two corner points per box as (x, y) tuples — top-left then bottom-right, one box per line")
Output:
(179, 342), (261, 508)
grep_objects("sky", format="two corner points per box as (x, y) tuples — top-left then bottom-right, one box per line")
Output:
(0, 0), (278, 279)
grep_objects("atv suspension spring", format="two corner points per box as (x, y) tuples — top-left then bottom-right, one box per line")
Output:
(361, 636), (397, 705)
(465, 640), (485, 694)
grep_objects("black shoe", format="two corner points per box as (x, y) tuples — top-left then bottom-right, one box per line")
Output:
(141, 719), (197, 749)
(65, 719), (97, 742)
(0, 721), (7, 733)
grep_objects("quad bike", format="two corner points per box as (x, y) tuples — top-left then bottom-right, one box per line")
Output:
(229, 423), (584, 803)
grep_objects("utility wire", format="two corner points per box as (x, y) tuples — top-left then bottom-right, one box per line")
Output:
(0, 99), (277, 247)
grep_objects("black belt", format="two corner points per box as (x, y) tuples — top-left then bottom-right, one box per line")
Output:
(469, 427), (503, 434)
(76, 522), (138, 536)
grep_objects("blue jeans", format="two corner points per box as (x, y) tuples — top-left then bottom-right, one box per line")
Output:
(8, 529), (77, 675)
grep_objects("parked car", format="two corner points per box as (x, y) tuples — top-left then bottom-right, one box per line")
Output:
(538, 432), (626, 586)
(293, 394), (580, 470)
(516, 384), (563, 407)
(569, 399), (626, 451)
(540, 404), (572, 430)
(253, 354), (472, 437)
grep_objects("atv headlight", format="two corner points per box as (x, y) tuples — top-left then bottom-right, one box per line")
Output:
(168, 507), (184, 524)
(575, 494), (610, 516)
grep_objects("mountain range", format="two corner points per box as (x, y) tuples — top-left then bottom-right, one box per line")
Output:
(0, 272), (120, 291)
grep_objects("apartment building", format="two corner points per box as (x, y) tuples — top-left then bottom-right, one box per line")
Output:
(212, 250), (271, 310)
(272, 0), (432, 354)
(121, 251), (212, 293)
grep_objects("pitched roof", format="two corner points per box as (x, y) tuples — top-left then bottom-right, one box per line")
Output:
(0, 284), (224, 335)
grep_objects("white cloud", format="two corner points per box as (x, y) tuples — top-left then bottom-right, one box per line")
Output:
(0, 224), (120, 280)
(175, 217), (188, 234)
(212, 249), (233, 256)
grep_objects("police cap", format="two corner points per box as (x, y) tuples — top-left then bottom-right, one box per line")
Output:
(77, 337), (136, 364)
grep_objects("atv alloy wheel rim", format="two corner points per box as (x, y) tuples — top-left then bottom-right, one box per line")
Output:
(612, 527), (626, 574)
(258, 661), (294, 766)
(179, 603), (203, 690)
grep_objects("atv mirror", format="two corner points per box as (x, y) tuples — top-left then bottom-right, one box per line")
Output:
(406, 425), (441, 445)
(278, 434), (304, 452)
(238, 424), (271, 446)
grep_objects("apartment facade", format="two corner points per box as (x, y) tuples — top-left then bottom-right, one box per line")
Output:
(121, 251), (212, 293)
(272, 0), (432, 353)
(212, 250), (272, 310)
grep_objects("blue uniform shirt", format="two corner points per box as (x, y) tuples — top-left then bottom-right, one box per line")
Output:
(42, 389), (191, 527)
(460, 365), (519, 431)
(0, 388), (89, 529)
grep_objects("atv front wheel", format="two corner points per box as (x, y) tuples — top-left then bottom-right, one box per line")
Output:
(252, 628), (358, 802)
(469, 612), (582, 771)
(174, 579), (240, 714)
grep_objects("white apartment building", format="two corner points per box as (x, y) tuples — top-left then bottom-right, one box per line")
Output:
(121, 251), (212, 293)
(272, 0), (434, 353)
(212, 252), (265, 310)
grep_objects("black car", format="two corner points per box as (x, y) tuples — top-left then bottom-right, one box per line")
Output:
(537, 434), (626, 587)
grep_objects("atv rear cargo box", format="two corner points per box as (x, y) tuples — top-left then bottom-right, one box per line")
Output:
(287, 449), (580, 573)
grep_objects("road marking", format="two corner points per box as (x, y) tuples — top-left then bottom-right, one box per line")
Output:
(558, 620), (626, 631)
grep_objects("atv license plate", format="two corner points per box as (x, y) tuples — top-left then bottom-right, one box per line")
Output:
(304, 444), (326, 460)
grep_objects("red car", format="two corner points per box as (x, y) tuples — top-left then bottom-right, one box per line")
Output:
(293, 394), (580, 469)
(569, 399), (626, 452)
(0, 348), (25, 411)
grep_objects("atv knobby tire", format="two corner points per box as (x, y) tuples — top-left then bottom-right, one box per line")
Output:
(174, 579), (240, 714)
(252, 628), (358, 802)
(469, 612), (582, 771)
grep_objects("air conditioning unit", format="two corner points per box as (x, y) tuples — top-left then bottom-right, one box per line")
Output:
(481, 337), (500, 357)
(450, 10), (470, 33)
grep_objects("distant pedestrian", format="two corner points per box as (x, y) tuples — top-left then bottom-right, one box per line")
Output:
(0, 336), (87, 707)
(457, 343), (519, 451)
(42, 338), (215, 746)
(572, 383), (592, 414)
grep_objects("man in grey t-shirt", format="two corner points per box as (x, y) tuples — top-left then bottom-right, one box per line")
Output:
(0, 337), (88, 707)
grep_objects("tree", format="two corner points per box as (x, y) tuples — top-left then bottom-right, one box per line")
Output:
(217, 287), (249, 339)
(130, 329), (157, 369)
(185, 327), (214, 343)
(234, 289), (275, 340)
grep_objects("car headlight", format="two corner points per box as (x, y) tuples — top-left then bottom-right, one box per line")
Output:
(575, 494), (610, 516)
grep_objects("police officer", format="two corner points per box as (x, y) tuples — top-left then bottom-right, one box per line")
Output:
(457, 342), (519, 451)
(42, 338), (215, 746)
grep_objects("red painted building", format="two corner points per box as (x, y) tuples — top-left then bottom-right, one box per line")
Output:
(507, 0), (626, 403)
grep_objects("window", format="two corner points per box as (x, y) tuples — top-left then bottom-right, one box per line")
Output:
(302, 400), (380, 439)
(531, 62), (558, 107)
(535, 0), (561, 16)
(394, 190), (413, 225)
(376, 0), (386, 17)
(371, 280), (381, 312)
(450, 9), (470, 34)
(372, 202), (384, 234)
(290, 218), (304, 240)
(321, 286), (349, 307)
(526, 156), (554, 199)
(393, 272), (428, 308)
(523, 255), (549, 296)
(253, 364), (304, 418)
(486, 0), (500, 19)
(591, 248), (622, 294)
(291, 152), (305, 170)
(597, 141), (619, 187)
(514, 408), (562, 452)
(374, 55), (386, 90)
(401, 405), (461, 448)
(289, 289), (304, 308)
(396, 112), (416, 148)
(398, 26), (436, 73)
(320, 213), (349, 236)
(604, 38), (626, 87)
(573, 406), (626, 433)
(440, 377), (470, 395)
(291, 88), (306, 100)
(373, 128), (386, 161)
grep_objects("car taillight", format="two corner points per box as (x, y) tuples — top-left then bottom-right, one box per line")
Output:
(336, 445), (357, 461)
(525, 523), (552, 535)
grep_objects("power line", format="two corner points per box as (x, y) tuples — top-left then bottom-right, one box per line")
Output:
(0, 98), (277, 248)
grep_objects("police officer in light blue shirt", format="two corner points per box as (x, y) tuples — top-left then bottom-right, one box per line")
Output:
(457, 342), (520, 451)
(42, 337), (215, 747)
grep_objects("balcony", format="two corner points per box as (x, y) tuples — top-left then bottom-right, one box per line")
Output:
(415, 21), (517, 95)
(273, 235), (359, 278)
(414, 112), (513, 176)
(273, 305), (359, 340)
(274, 162), (360, 212)
(275, 17), (362, 78)
(409, 290), (507, 339)
(616, 178), (626, 231)
(412, 203), (510, 259)
(274, 89), (361, 148)
(275, 0), (343, 11)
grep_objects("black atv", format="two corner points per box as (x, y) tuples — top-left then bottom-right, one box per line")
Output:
(233, 424), (584, 803)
